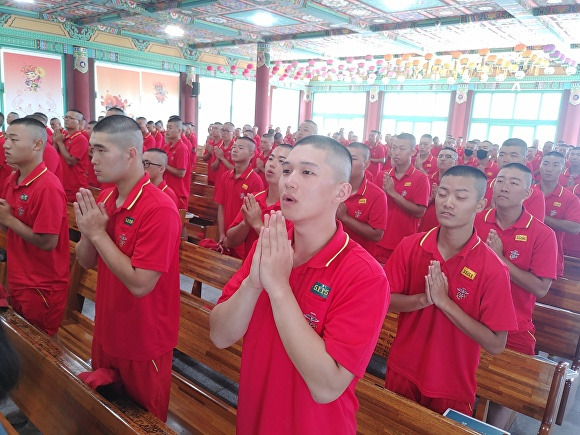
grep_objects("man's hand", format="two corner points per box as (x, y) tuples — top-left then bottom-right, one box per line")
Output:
(428, 183), (438, 202)
(485, 229), (504, 258)
(256, 159), (265, 172)
(382, 174), (396, 196)
(335, 202), (348, 221)
(73, 188), (109, 242)
(205, 143), (214, 154)
(0, 199), (13, 226)
(425, 260), (450, 309)
(259, 211), (293, 296)
(214, 147), (224, 159)
(241, 194), (262, 231)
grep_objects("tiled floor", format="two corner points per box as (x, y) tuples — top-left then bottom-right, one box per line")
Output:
(2, 276), (579, 434)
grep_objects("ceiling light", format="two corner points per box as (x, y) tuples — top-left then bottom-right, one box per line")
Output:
(165, 25), (184, 37)
(547, 0), (562, 3)
(16, 0), (35, 3)
(478, 6), (493, 11)
(373, 19), (386, 23)
(249, 11), (277, 27)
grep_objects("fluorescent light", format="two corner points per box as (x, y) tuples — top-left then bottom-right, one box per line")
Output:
(16, 0), (35, 3)
(165, 25), (184, 37)
(249, 11), (277, 27)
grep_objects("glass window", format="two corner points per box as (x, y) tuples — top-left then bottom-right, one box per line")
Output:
(380, 119), (396, 136)
(469, 123), (488, 141)
(471, 93), (491, 119)
(231, 79), (256, 128)
(488, 125), (511, 144)
(490, 93), (515, 119)
(198, 76), (232, 139)
(514, 93), (540, 120)
(271, 87), (300, 132)
(535, 125), (557, 144)
(511, 126), (535, 145)
(539, 93), (562, 121)
(312, 92), (366, 138)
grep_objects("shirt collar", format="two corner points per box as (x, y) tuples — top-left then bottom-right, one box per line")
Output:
(290, 221), (350, 269)
(483, 207), (533, 229)
(66, 130), (82, 140)
(351, 176), (368, 197)
(419, 226), (482, 259)
(228, 164), (254, 180)
(102, 174), (151, 210)
(16, 163), (47, 187)
(388, 163), (415, 178)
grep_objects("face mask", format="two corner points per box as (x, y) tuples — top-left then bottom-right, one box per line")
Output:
(477, 150), (489, 160)
(464, 149), (474, 157)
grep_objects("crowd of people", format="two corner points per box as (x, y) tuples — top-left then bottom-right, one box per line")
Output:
(0, 106), (579, 433)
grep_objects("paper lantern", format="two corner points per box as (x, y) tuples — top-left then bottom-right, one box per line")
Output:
(291, 60), (298, 67)
(381, 76), (390, 85)
(365, 54), (373, 61)
(346, 57), (354, 64)
(460, 58), (468, 65)
(247, 63), (254, 70)
(451, 51), (462, 59)
(480, 73), (489, 82)
(308, 59), (316, 66)
(478, 48), (490, 56)
(514, 43), (526, 52)
(384, 54), (393, 61)
(376, 59), (384, 66)
(425, 53), (434, 61)
(412, 60), (420, 67)
(401, 53), (411, 61)
(434, 59), (442, 66)
(522, 50), (532, 58)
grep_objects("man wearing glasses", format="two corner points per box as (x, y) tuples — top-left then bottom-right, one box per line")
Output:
(211, 122), (235, 187)
(142, 148), (179, 207)
(53, 110), (90, 202)
(418, 147), (458, 233)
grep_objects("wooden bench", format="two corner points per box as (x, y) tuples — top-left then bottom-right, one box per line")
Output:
(533, 302), (580, 425)
(542, 277), (580, 314)
(564, 256), (580, 282)
(372, 312), (567, 434)
(1, 310), (173, 434)
(188, 194), (218, 224)
(193, 173), (208, 184)
(0, 410), (17, 435)
(190, 181), (214, 198)
(195, 161), (208, 176)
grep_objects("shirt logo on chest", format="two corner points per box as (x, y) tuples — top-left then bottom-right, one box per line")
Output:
(456, 288), (469, 300)
(118, 234), (127, 247)
(553, 202), (561, 207)
(404, 182), (412, 187)
(401, 190), (408, 197)
(358, 198), (367, 204)
(460, 266), (477, 280)
(124, 217), (134, 227)
(354, 210), (362, 218)
(17, 206), (25, 216)
(509, 250), (520, 260)
(515, 235), (527, 242)
(311, 281), (331, 299)
(20, 194), (28, 201)
(550, 209), (557, 217)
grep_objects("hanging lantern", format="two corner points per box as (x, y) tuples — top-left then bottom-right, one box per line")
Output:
(451, 51), (462, 59)
(247, 63), (254, 70)
(207, 65), (214, 71)
(478, 48), (490, 56)
(425, 53), (434, 61)
(384, 54), (393, 61)
(514, 43), (526, 52)
(308, 59), (316, 66)
(346, 57), (354, 64)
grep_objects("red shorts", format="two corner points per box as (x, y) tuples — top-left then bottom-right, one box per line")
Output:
(9, 286), (67, 336)
(91, 340), (173, 422)
(374, 246), (394, 264)
(506, 328), (536, 356)
(386, 369), (473, 415)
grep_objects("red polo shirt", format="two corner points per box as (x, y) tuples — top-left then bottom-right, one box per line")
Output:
(158, 179), (179, 208)
(252, 149), (272, 186)
(475, 209), (557, 354)
(60, 130), (90, 202)
(420, 154), (437, 175)
(367, 144), (386, 178)
(228, 188), (284, 259)
(217, 222), (389, 434)
(214, 139), (235, 186)
(385, 228), (517, 403)
(430, 145), (442, 157)
(94, 175), (181, 360)
(3, 163), (69, 290)
(481, 160), (499, 179)
(374, 165), (430, 251)
(0, 138), (14, 190)
(284, 133), (294, 145)
(204, 138), (222, 184)
(418, 172), (440, 233)
(559, 168), (580, 188)
(214, 166), (264, 256)
(343, 176), (387, 253)
(537, 184), (580, 275)
(461, 155), (478, 166)
(483, 178), (545, 221)
(43, 143), (63, 182)
(187, 133), (198, 170)
(162, 139), (190, 209)
(564, 184), (580, 257)
(142, 133), (156, 152)
(153, 131), (164, 148)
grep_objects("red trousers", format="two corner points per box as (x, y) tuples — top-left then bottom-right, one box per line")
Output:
(9, 286), (67, 336)
(91, 340), (173, 422)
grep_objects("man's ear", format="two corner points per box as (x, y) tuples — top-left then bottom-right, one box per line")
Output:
(476, 197), (487, 213)
(33, 138), (44, 152)
(335, 182), (352, 203)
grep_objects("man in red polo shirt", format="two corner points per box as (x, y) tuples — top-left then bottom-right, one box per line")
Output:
(415, 134), (437, 175)
(418, 146), (458, 233)
(374, 133), (430, 263)
(536, 152), (580, 276)
(476, 140), (499, 179)
(212, 122), (235, 186)
(460, 140), (478, 166)
(210, 136), (390, 434)
(560, 146), (580, 188)
(226, 144), (292, 259)
(337, 142), (387, 254)
(185, 122), (198, 171)
(142, 148), (179, 208)
(214, 136), (263, 258)
(74, 115), (181, 422)
(564, 183), (580, 258)
(50, 117), (64, 135)
(385, 165), (517, 415)
(365, 130), (386, 179)
(252, 132), (274, 185)
(146, 121), (164, 148)
(53, 109), (90, 202)
(483, 138), (545, 221)
(284, 126), (295, 145)
(0, 117), (69, 335)
(294, 120), (318, 142)
(202, 122), (223, 185)
(136, 117), (156, 152)
(26, 113), (63, 182)
(161, 117), (190, 209)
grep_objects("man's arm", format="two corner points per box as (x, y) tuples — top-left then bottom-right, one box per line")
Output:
(426, 261), (507, 355)
(54, 137), (79, 166)
(260, 213), (355, 404)
(544, 216), (580, 234)
(336, 203), (383, 242)
(217, 204), (226, 244)
(164, 164), (186, 178)
(225, 221), (251, 248)
(389, 293), (431, 312)
(0, 199), (57, 250)
(383, 176), (427, 218)
(75, 236), (98, 269)
(74, 188), (162, 297)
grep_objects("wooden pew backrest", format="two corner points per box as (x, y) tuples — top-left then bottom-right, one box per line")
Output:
(541, 277), (580, 314)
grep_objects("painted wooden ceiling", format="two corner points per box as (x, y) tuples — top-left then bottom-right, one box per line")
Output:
(0, 0), (578, 62)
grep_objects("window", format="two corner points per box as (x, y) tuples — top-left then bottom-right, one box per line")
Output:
(381, 92), (451, 139)
(312, 92), (366, 138)
(231, 79), (256, 128)
(197, 76), (233, 138)
(271, 87), (300, 132)
(469, 92), (561, 145)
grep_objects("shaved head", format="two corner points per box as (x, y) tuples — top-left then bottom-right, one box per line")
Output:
(294, 135), (352, 183)
(92, 115), (143, 153)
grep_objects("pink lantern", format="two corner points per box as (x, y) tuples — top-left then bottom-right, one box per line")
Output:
(338, 64), (345, 70)
(326, 59), (334, 65)
(376, 59), (384, 66)
(346, 57), (354, 64)
(207, 65), (214, 71)
(291, 60), (298, 67)
(365, 54), (373, 61)
(272, 66), (279, 73)
(358, 62), (365, 68)
(274, 60), (281, 67)
(308, 59), (316, 66)
(247, 63), (254, 70)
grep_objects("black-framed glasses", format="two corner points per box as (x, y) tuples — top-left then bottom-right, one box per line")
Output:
(437, 154), (457, 160)
(142, 160), (163, 168)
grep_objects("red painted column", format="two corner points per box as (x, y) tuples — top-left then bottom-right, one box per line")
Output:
(254, 43), (271, 135)
(448, 87), (473, 139)
(560, 89), (580, 146)
(363, 90), (383, 140)
(180, 69), (197, 127)
(67, 47), (91, 121)
(299, 89), (313, 123)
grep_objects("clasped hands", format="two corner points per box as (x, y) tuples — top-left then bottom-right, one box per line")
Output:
(424, 260), (450, 309)
(73, 188), (109, 242)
